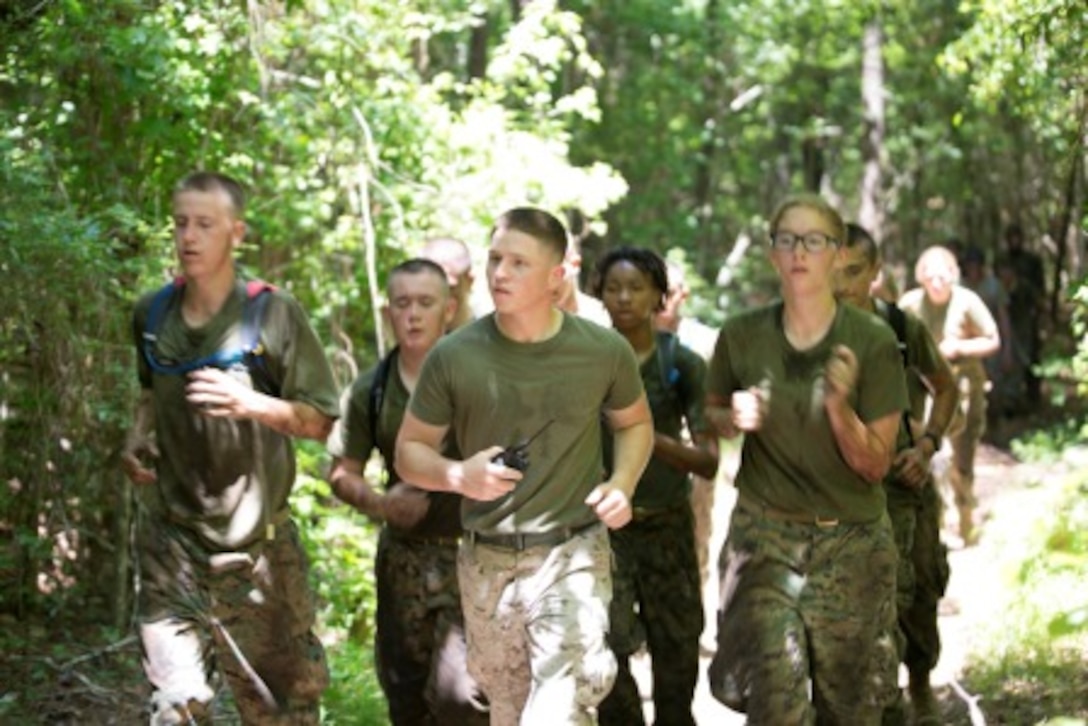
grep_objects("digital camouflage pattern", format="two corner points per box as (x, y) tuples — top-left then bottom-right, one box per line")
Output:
(709, 504), (897, 725)
(374, 531), (488, 725)
(599, 504), (703, 726)
(457, 525), (616, 726)
(139, 519), (327, 725)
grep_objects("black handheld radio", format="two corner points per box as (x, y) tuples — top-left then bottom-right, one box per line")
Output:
(491, 419), (555, 473)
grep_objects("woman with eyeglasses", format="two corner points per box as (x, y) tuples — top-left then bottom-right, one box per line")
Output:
(705, 194), (908, 724)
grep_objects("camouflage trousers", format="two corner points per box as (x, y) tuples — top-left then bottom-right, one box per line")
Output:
(875, 476), (951, 720)
(599, 502), (703, 726)
(457, 523), (616, 726)
(137, 518), (328, 725)
(690, 474), (717, 587)
(375, 529), (488, 726)
(708, 498), (897, 726)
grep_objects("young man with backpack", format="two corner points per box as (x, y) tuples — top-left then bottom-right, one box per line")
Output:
(836, 223), (959, 725)
(121, 171), (340, 724)
(326, 258), (487, 725)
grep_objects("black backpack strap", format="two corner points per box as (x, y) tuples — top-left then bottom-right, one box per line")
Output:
(367, 347), (399, 485)
(881, 301), (915, 447)
(368, 347), (398, 445)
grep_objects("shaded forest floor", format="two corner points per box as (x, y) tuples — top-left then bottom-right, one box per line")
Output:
(2, 410), (1087, 724)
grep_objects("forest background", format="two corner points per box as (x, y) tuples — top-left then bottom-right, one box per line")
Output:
(1, 0), (1086, 723)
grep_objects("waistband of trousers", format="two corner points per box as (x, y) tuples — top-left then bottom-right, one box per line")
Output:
(465, 520), (600, 552)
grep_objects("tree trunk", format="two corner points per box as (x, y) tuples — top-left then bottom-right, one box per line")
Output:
(692, 0), (722, 273)
(467, 11), (489, 80)
(857, 20), (885, 240)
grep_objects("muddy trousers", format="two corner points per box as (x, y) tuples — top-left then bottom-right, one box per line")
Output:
(709, 504), (897, 726)
(599, 504), (703, 726)
(138, 519), (327, 726)
(374, 530), (488, 726)
(877, 478), (950, 721)
(457, 524), (616, 726)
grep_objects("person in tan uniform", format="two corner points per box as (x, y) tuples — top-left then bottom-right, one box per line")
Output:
(899, 245), (999, 545)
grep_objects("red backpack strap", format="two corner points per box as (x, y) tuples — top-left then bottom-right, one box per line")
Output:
(245, 279), (277, 298)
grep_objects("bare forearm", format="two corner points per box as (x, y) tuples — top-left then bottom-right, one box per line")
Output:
(126, 390), (155, 449)
(957, 335), (1000, 360)
(609, 419), (654, 497)
(706, 402), (740, 440)
(652, 432), (719, 480)
(329, 467), (385, 519)
(825, 397), (893, 483)
(394, 441), (462, 494)
(250, 397), (334, 441)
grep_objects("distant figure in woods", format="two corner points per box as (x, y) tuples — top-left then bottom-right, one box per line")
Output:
(836, 223), (958, 725)
(899, 245), (999, 546)
(121, 171), (339, 724)
(421, 236), (477, 331)
(706, 194), (907, 723)
(326, 258), (487, 725)
(596, 247), (719, 726)
(1001, 223), (1046, 411)
(395, 207), (654, 725)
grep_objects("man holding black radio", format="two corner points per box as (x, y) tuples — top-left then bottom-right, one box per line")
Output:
(396, 207), (653, 726)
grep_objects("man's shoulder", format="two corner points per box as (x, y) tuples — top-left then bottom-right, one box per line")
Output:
(898, 287), (924, 309)
(841, 302), (897, 346)
(345, 360), (384, 401)
(722, 302), (778, 335)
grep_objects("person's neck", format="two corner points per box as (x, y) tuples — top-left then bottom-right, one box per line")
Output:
(396, 347), (427, 392)
(620, 322), (656, 361)
(495, 306), (563, 343)
(782, 292), (837, 351)
(181, 270), (236, 328)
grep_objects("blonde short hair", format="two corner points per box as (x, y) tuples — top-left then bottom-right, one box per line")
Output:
(768, 193), (846, 246)
(914, 245), (961, 285)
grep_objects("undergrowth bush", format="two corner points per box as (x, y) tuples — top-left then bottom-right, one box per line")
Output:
(963, 461), (1088, 721)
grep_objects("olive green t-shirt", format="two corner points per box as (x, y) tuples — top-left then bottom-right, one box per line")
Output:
(409, 313), (644, 534)
(603, 334), (710, 508)
(899, 284), (997, 383)
(327, 351), (462, 538)
(134, 279), (339, 549)
(707, 301), (908, 522)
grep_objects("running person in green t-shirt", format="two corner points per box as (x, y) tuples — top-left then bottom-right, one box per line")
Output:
(121, 172), (340, 724)
(705, 194), (908, 724)
(395, 208), (654, 726)
(595, 247), (719, 726)
(836, 224), (958, 724)
(326, 258), (487, 725)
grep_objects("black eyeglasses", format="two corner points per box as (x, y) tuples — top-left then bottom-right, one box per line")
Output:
(769, 232), (839, 253)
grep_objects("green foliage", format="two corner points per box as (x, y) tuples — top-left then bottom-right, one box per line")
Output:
(322, 638), (390, 725)
(966, 471), (1088, 719)
(1010, 415), (1088, 462)
(293, 443), (379, 638)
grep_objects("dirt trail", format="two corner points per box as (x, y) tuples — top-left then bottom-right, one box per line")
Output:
(632, 439), (1056, 725)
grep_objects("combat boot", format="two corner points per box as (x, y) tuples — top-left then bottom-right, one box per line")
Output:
(957, 502), (976, 546)
(908, 670), (939, 725)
